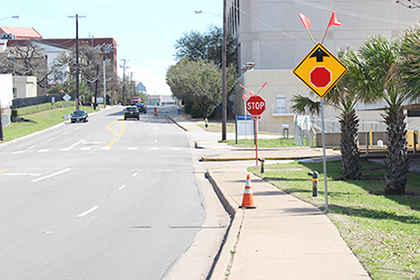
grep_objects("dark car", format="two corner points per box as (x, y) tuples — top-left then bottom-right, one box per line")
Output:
(134, 103), (147, 113)
(71, 110), (88, 123)
(124, 106), (140, 120)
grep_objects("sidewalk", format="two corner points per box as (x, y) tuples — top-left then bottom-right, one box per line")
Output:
(207, 166), (370, 279)
(167, 114), (370, 279)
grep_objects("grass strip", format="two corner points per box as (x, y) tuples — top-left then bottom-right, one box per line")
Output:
(220, 137), (296, 148)
(248, 159), (420, 280)
(2, 106), (96, 143)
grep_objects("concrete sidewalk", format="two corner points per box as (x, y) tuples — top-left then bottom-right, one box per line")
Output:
(207, 166), (370, 279)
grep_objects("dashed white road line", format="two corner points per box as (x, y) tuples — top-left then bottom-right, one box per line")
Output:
(60, 139), (85, 151)
(77, 206), (99, 218)
(132, 172), (138, 177)
(32, 168), (72, 183)
(149, 147), (159, 150)
(38, 149), (50, 153)
(118, 184), (126, 191)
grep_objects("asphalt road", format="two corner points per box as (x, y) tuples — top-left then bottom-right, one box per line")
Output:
(0, 106), (206, 279)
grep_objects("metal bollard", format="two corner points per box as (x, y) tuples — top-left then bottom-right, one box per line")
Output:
(258, 158), (265, 173)
(308, 171), (319, 197)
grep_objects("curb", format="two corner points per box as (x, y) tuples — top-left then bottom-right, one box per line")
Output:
(205, 170), (241, 279)
(167, 116), (188, 131)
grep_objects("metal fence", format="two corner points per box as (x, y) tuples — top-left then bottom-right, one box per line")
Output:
(311, 118), (387, 133)
(12, 94), (75, 109)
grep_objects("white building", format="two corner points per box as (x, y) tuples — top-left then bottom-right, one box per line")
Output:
(227, 0), (420, 133)
(0, 74), (13, 128)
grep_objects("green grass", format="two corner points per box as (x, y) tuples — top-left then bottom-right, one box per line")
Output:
(2, 105), (96, 142)
(220, 137), (297, 148)
(248, 159), (420, 280)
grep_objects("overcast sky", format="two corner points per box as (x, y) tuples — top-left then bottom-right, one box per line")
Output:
(1, 0), (223, 95)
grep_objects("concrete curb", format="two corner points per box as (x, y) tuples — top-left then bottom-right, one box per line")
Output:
(205, 169), (242, 279)
(167, 116), (188, 131)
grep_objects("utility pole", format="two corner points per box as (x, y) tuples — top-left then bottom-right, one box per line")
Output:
(120, 59), (129, 105)
(68, 13), (85, 110)
(103, 54), (106, 108)
(222, 0), (227, 141)
(44, 55), (48, 96)
(130, 72), (134, 99)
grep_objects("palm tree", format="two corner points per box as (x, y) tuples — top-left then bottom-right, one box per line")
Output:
(292, 49), (361, 180)
(355, 36), (412, 195)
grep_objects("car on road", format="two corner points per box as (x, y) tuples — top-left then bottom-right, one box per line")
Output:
(71, 110), (89, 123)
(134, 103), (147, 113)
(131, 96), (141, 104)
(124, 106), (140, 120)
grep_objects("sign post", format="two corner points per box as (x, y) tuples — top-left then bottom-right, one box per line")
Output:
(293, 43), (347, 213)
(294, 12), (344, 213)
(246, 95), (266, 165)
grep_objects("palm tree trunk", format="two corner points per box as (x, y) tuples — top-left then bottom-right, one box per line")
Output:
(383, 107), (409, 195)
(339, 110), (360, 180)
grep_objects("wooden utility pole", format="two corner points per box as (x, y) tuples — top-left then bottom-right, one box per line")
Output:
(68, 13), (85, 110)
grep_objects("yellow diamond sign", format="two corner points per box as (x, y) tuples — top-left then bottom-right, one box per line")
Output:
(293, 43), (347, 98)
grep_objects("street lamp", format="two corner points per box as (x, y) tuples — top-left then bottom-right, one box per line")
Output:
(0, 15), (20, 22)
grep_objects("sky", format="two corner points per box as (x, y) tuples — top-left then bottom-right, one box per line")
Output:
(0, 0), (223, 96)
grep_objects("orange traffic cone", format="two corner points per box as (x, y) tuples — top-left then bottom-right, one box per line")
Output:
(239, 174), (256, 209)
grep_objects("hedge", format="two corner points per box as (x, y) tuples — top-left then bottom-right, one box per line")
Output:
(12, 101), (74, 117)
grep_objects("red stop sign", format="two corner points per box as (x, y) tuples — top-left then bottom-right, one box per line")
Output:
(246, 96), (266, 115)
(310, 67), (331, 88)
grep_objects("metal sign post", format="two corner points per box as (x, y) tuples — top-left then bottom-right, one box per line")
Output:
(294, 12), (345, 213)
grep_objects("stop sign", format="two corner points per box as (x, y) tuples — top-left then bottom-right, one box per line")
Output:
(246, 96), (266, 116)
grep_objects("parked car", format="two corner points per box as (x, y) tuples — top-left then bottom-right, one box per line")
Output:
(134, 103), (147, 113)
(124, 106), (140, 120)
(71, 110), (88, 123)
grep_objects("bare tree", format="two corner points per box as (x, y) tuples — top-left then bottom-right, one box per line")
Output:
(0, 40), (51, 91)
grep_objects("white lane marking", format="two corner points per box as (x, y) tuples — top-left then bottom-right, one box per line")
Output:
(32, 168), (72, 183)
(80, 147), (91, 151)
(38, 149), (50, 153)
(60, 139), (85, 151)
(100, 147), (111, 150)
(149, 147), (159, 150)
(171, 148), (181, 151)
(11, 151), (23, 154)
(128, 147), (138, 150)
(47, 138), (54, 142)
(77, 206), (99, 218)
(118, 184), (126, 191)
(0, 173), (41, 177)
(155, 139), (158, 142)
(154, 133), (157, 135)
(132, 172), (138, 177)
(28, 146), (35, 150)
